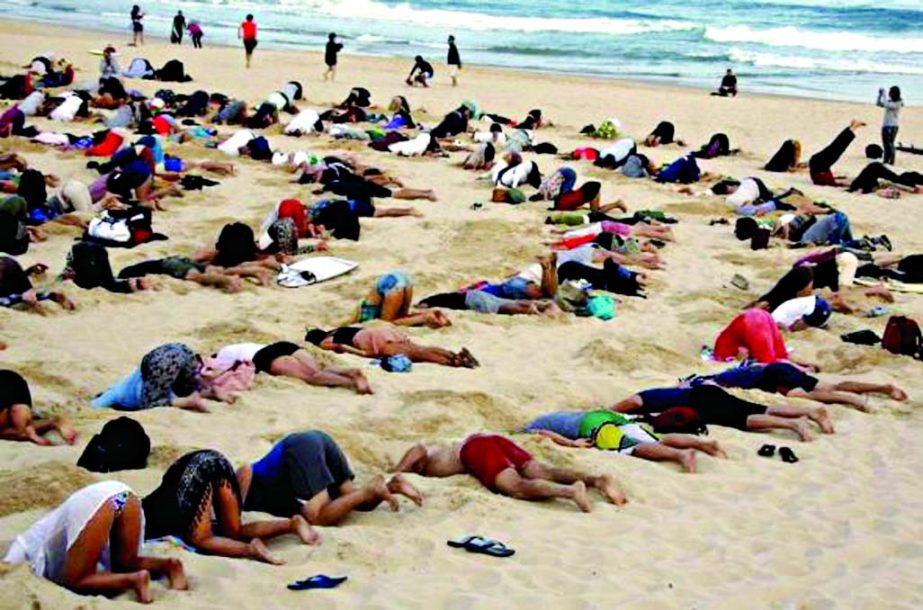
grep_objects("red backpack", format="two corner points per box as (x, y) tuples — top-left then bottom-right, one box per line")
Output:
(882, 316), (923, 359)
(645, 407), (709, 435)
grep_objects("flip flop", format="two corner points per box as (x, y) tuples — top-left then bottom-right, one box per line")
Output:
(779, 447), (799, 464)
(287, 575), (348, 591)
(447, 536), (515, 558)
(757, 444), (776, 458)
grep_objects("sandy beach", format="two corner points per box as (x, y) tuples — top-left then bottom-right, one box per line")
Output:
(1, 19), (923, 609)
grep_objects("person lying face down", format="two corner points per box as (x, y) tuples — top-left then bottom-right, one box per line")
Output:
(683, 361), (907, 413)
(394, 433), (626, 511)
(610, 383), (834, 441)
(235, 430), (422, 529)
(522, 409), (725, 473)
(0, 369), (76, 445)
(4, 481), (188, 602)
(305, 325), (477, 369)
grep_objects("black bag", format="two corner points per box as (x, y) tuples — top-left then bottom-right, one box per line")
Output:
(77, 416), (151, 472)
(69, 241), (116, 289)
(0, 211), (29, 255)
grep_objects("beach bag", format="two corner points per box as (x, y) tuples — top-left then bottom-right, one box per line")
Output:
(882, 316), (922, 359)
(645, 407), (708, 435)
(69, 241), (116, 289)
(0, 211), (29, 255)
(77, 416), (150, 472)
(586, 294), (615, 320)
(555, 280), (591, 313)
(88, 213), (131, 243)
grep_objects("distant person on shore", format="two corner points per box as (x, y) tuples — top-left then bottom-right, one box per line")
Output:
(712, 68), (737, 97)
(447, 35), (461, 87)
(239, 14), (258, 68)
(877, 86), (903, 165)
(130, 5), (144, 46)
(323, 33), (343, 82)
(406, 55), (434, 87)
(171, 11), (186, 45)
(188, 21), (203, 49)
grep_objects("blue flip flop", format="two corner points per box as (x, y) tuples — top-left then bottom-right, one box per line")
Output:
(447, 536), (515, 558)
(287, 575), (348, 591)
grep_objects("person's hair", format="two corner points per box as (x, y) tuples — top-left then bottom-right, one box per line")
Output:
(791, 140), (802, 165)
(865, 143), (883, 160)
(726, 68), (733, 73)
(489, 122), (502, 133)
(178, 10), (182, 14)
(246, 14), (253, 20)
(889, 86), (901, 102)
(329, 32), (336, 40)
(734, 217), (758, 241)
(448, 35), (455, 42)
(414, 55), (423, 62)
(711, 179), (740, 195)
(484, 142), (495, 163)
(581, 181), (601, 201)
(304, 328), (328, 345)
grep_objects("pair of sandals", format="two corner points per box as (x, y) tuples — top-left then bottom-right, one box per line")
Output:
(452, 348), (479, 369)
(448, 536), (515, 558)
(758, 444), (798, 463)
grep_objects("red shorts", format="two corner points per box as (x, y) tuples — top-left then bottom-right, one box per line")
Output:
(811, 170), (836, 186)
(459, 434), (532, 491)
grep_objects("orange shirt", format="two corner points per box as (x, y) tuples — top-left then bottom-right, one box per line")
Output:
(240, 21), (257, 40)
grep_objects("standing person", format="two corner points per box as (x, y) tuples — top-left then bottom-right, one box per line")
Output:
(877, 86), (903, 165)
(323, 33), (343, 82)
(130, 5), (144, 46)
(447, 35), (461, 87)
(188, 21), (203, 49)
(406, 55), (434, 87)
(171, 11), (186, 45)
(239, 14), (258, 69)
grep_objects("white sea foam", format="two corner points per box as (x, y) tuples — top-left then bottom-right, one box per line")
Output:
(707, 25), (923, 54)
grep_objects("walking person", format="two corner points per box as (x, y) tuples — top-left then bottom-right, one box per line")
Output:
(447, 35), (461, 87)
(239, 14), (258, 68)
(188, 21), (204, 49)
(323, 33), (343, 82)
(130, 5), (144, 46)
(877, 86), (903, 165)
(171, 11), (186, 45)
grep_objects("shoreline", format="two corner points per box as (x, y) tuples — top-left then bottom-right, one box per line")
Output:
(0, 15), (892, 108)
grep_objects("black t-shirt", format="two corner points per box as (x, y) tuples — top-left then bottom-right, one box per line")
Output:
(325, 41), (343, 66)
(0, 370), (32, 410)
(447, 43), (461, 66)
(0, 256), (32, 297)
(722, 74), (737, 89)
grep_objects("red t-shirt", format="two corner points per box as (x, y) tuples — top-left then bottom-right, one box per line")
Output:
(240, 21), (257, 40)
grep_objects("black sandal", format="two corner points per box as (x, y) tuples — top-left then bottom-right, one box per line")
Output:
(757, 444), (776, 458)
(779, 447), (799, 464)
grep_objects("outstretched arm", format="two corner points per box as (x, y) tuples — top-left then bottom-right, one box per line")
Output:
(531, 430), (590, 448)
(395, 443), (428, 474)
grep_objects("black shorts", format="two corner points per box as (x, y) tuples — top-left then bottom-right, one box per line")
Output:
(757, 363), (819, 395)
(244, 38), (258, 54)
(133, 22), (143, 33)
(637, 385), (766, 431)
(252, 341), (300, 373)
(0, 370), (32, 410)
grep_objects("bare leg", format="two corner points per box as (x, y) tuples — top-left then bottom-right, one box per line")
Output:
(660, 434), (727, 458)
(746, 414), (815, 441)
(374, 207), (423, 218)
(270, 355), (356, 389)
(387, 474), (423, 506)
(379, 341), (468, 367)
(631, 443), (699, 473)
(188, 483), (284, 564)
(302, 476), (397, 526)
(62, 495), (153, 602)
(538, 253), (558, 298)
(767, 404), (834, 433)
(393, 188), (437, 201)
(494, 467), (591, 512)
(380, 287), (413, 321)
(112, 494), (188, 591)
(186, 269), (243, 292)
(789, 387), (868, 411)
(829, 380), (906, 401)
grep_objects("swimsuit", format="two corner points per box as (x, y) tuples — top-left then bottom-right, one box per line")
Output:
(458, 434), (533, 491)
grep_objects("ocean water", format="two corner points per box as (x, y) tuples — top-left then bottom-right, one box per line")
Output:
(2, 0), (921, 102)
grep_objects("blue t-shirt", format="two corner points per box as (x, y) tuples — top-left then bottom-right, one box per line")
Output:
(523, 411), (585, 440)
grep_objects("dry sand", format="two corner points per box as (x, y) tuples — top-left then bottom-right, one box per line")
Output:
(1, 20), (923, 610)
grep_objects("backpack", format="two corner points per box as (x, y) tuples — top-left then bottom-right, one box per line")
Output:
(0, 211), (28, 255)
(882, 316), (922, 359)
(644, 407), (709, 435)
(77, 416), (151, 473)
(68, 241), (115, 289)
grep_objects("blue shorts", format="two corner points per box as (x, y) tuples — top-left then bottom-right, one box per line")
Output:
(376, 272), (411, 296)
(498, 276), (532, 299)
(637, 387), (693, 411)
(714, 363), (818, 395)
(559, 168), (578, 195)
(348, 199), (376, 218)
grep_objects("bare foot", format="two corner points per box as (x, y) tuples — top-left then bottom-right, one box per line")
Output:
(410, 209), (424, 217)
(387, 473), (424, 507)
(889, 384), (908, 401)
(679, 449), (698, 474)
(249, 538), (284, 565)
(253, 270), (273, 287)
(794, 418), (815, 442)
(351, 372), (373, 395)
(426, 191), (438, 202)
(0, 340), (6, 350)
(849, 119), (867, 130)
(372, 475), (400, 511)
(52, 292), (76, 310)
(165, 557), (188, 590)
(811, 407), (835, 434)
(131, 570), (152, 603)
(595, 474), (627, 506)
(291, 515), (321, 545)
(56, 419), (77, 445)
(700, 439), (727, 458)
(572, 481), (593, 513)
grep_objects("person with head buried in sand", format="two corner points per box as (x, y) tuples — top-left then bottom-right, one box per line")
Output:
(395, 433), (627, 511)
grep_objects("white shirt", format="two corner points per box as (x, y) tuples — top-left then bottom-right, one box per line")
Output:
(389, 133), (431, 157)
(214, 343), (265, 369)
(284, 109), (321, 136)
(726, 178), (761, 209)
(49, 94), (82, 122)
(772, 296), (817, 329)
(473, 130), (506, 145)
(492, 160), (535, 188)
(19, 92), (45, 117)
(599, 138), (635, 164)
(218, 129), (255, 156)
